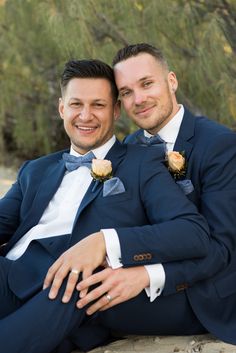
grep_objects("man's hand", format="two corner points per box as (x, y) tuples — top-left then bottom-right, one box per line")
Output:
(77, 266), (149, 315)
(43, 231), (106, 302)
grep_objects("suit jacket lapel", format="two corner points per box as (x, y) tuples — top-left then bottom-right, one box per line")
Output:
(28, 159), (66, 224)
(105, 138), (126, 172)
(72, 140), (126, 228)
(174, 108), (195, 160)
(7, 158), (66, 248)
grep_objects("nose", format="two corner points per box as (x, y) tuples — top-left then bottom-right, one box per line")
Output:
(133, 91), (146, 106)
(79, 106), (91, 121)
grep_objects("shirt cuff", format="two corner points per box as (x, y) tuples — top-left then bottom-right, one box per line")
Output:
(101, 228), (122, 269)
(144, 264), (165, 302)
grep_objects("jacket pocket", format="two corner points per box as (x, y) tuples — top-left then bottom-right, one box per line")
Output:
(96, 190), (132, 205)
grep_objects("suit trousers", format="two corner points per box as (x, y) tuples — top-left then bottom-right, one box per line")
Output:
(65, 285), (207, 352)
(0, 256), (206, 353)
(0, 257), (90, 353)
(99, 290), (206, 336)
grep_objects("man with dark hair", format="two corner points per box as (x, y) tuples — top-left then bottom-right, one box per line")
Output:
(113, 42), (169, 69)
(0, 58), (210, 353)
(76, 43), (236, 345)
(60, 59), (119, 102)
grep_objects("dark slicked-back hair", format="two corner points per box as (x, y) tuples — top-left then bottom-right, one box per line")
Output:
(60, 59), (118, 102)
(112, 43), (169, 70)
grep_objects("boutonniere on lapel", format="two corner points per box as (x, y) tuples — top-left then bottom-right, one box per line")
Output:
(91, 159), (113, 182)
(91, 159), (125, 196)
(166, 151), (186, 180)
(166, 151), (194, 195)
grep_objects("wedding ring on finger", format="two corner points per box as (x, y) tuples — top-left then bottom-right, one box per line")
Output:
(105, 294), (113, 303)
(71, 268), (79, 276)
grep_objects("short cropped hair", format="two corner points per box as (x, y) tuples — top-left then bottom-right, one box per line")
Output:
(60, 59), (118, 102)
(112, 43), (169, 70)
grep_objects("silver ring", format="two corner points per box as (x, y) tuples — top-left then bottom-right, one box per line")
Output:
(105, 294), (112, 302)
(71, 268), (79, 275)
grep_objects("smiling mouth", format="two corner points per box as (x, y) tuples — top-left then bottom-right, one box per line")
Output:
(135, 105), (155, 116)
(75, 125), (98, 133)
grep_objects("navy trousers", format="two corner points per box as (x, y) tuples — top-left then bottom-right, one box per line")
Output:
(0, 257), (206, 353)
(99, 289), (206, 336)
(0, 257), (90, 353)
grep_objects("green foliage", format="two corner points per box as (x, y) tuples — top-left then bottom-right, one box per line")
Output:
(0, 0), (65, 163)
(0, 0), (235, 164)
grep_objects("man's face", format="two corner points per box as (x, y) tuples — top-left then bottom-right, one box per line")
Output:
(114, 53), (179, 134)
(59, 78), (120, 154)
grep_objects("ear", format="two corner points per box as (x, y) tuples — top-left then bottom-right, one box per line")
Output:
(168, 71), (178, 93)
(113, 100), (121, 121)
(58, 97), (64, 120)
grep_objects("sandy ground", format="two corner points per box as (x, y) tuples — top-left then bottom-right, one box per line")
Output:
(0, 166), (16, 197)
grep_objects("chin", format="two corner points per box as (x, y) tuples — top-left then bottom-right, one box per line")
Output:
(141, 122), (158, 131)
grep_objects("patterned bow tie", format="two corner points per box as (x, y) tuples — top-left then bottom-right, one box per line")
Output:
(62, 151), (95, 172)
(136, 134), (166, 148)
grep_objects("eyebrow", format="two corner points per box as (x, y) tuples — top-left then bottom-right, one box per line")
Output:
(69, 98), (107, 103)
(138, 75), (154, 83)
(119, 75), (153, 91)
(69, 97), (80, 101)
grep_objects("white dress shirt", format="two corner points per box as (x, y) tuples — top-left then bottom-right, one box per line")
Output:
(6, 136), (116, 260)
(104, 105), (184, 301)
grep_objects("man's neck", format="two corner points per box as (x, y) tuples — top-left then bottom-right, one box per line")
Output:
(144, 105), (184, 146)
(70, 135), (116, 160)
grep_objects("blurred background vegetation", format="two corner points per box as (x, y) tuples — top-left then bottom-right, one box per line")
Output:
(0, 0), (235, 166)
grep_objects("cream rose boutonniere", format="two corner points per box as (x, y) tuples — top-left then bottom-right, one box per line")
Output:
(166, 151), (186, 180)
(91, 159), (113, 182)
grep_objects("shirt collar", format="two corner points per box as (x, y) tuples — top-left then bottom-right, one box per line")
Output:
(144, 105), (184, 144)
(70, 135), (116, 159)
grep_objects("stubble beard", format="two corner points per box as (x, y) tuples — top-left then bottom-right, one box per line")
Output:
(138, 99), (174, 135)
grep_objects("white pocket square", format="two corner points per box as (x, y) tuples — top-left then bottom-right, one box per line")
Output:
(103, 177), (125, 197)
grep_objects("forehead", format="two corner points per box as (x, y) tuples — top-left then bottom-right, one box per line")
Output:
(63, 78), (113, 100)
(114, 53), (165, 88)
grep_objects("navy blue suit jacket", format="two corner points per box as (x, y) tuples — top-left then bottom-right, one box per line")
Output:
(125, 109), (236, 343)
(0, 140), (209, 303)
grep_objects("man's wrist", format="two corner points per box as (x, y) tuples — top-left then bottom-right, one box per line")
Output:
(144, 264), (165, 302)
(101, 228), (122, 269)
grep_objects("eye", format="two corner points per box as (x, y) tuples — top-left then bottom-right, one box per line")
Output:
(93, 102), (105, 108)
(143, 81), (152, 88)
(70, 101), (81, 107)
(120, 90), (131, 98)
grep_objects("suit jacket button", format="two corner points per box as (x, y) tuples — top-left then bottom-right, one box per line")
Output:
(138, 254), (144, 261)
(133, 255), (139, 261)
(146, 253), (152, 260)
